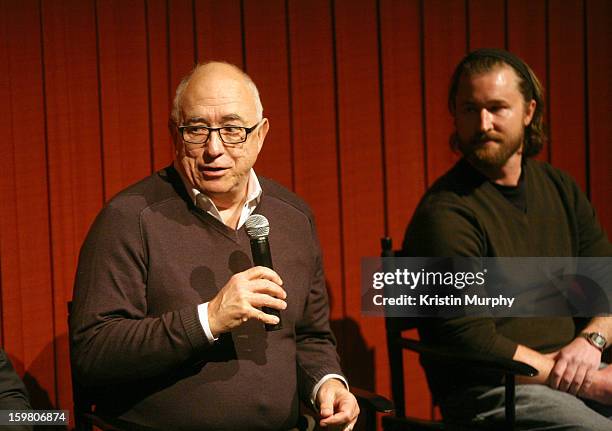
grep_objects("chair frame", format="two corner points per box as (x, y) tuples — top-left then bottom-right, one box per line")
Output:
(380, 237), (537, 431)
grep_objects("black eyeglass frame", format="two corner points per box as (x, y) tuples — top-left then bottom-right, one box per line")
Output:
(177, 120), (263, 146)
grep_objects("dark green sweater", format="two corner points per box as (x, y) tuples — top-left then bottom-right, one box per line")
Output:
(403, 158), (612, 401)
(70, 166), (342, 430)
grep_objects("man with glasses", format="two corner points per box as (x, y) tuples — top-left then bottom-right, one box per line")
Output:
(70, 62), (358, 431)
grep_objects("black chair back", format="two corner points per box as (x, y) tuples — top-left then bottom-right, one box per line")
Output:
(380, 237), (538, 431)
(382, 237), (408, 419)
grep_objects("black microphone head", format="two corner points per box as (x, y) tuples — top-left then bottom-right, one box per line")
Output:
(245, 214), (270, 239)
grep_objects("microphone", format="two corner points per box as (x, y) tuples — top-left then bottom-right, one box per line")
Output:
(245, 214), (282, 331)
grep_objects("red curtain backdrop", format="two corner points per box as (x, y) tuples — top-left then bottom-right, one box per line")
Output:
(0, 0), (610, 427)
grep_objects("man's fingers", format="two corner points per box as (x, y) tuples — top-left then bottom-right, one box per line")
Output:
(568, 367), (588, 395)
(244, 266), (283, 286)
(549, 360), (567, 389)
(249, 307), (280, 326)
(319, 402), (333, 419)
(319, 391), (359, 428)
(319, 398), (353, 425)
(247, 278), (287, 300)
(250, 293), (287, 311)
(319, 411), (351, 426)
(212, 271), (286, 331)
(577, 369), (595, 398)
(318, 388), (335, 419)
(558, 364), (577, 392)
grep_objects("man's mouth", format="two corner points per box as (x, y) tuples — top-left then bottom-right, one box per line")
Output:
(201, 166), (229, 178)
(475, 133), (502, 144)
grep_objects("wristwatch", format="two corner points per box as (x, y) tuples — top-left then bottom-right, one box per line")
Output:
(580, 332), (607, 352)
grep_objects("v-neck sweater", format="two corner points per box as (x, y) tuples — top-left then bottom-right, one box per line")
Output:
(70, 166), (342, 430)
(402, 157), (612, 401)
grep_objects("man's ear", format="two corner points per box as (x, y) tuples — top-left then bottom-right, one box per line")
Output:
(256, 118), (269, 153)
(523, 99), (536, 126)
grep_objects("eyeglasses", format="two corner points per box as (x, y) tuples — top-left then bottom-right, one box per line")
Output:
(177, 121), (262, 146)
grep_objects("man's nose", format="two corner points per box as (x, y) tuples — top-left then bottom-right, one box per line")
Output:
(204, 131), (225, 157)
(479, 109), (493, 132)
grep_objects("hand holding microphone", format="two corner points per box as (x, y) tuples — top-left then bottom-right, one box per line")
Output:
(206, 215), (285, 336)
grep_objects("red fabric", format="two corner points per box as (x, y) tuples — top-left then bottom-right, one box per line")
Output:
(333, 0), (389, 404)
(468, 0), (506, 50)
(195, 0), (244, 67)
(244, 0), (293, 189)
(147, 0), (174, 171)
(42, 0), (104, 415)
(423, 0), (466, 183)
(288, 0), (344, 321)
(0, 0), (56, 411)
(0, 1), (609, 428)
(97, 0), (152, 199)
(379, 0), (429, 416)
(169, 0), (196, 93)
(549, 0), (587, 189)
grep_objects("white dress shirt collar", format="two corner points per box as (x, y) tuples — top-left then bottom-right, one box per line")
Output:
(176, 165), (262, 229)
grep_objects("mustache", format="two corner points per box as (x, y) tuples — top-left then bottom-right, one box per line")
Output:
(472, 132), (503, 144)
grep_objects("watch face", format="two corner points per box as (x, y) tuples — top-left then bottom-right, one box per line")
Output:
(591, 333), (606, 348)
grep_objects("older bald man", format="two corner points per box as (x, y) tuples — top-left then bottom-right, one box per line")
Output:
(70, 62), (359, 431)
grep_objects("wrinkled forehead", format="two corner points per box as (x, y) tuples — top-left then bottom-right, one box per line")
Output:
(180, 70), (259, 122)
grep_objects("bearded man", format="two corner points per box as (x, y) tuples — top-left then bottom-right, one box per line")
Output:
(403, 49), (612, 430)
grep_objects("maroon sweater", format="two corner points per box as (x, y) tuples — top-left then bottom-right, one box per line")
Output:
(70, 166), (343, 430)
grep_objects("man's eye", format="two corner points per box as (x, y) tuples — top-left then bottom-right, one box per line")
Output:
(189, 126), (207, 134)
(223, 127), (242, 134)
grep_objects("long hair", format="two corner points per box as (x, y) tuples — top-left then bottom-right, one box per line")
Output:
(447, 53), (547, 158)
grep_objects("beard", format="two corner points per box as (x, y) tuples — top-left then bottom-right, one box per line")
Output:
(457, 130), (523, 170)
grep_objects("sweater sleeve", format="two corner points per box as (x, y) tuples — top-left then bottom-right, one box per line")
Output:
(0, 351), (31, 409)
(0, 351), (32, 431)
(403, 200), (517, 360)
(295, 216), (344, 403)
(70, 201), (209, 388)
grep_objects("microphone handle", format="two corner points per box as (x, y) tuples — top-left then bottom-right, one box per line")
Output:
(250, 237), (282, 331)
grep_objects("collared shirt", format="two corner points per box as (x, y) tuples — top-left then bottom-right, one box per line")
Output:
(179, 167), (262, 229)
(177, 165), (348, 405)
